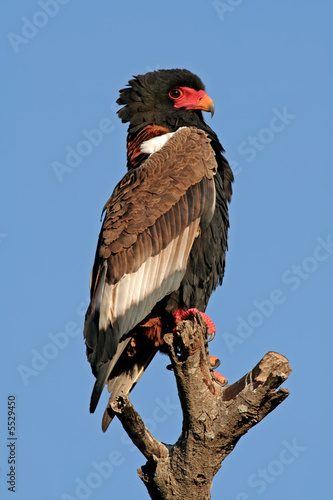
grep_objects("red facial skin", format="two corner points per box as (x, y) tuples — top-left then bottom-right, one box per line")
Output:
(169, 87), (215, 116)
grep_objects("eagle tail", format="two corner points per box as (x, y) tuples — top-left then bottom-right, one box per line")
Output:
(101, 344), (157, 432)
(89, 335), (133, 413)
(89, 362), (111, 413)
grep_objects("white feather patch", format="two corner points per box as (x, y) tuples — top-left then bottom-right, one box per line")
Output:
(140, 127), (187, 155)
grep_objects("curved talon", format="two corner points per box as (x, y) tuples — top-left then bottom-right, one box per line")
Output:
(213, 371), (228, 386)
(210, 356), (220, 369)
(166, 364), (173, 371)
(209, 355), (227, 385)
(206, 330), (216, 343)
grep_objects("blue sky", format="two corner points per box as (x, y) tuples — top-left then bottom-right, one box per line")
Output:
(1, 1), (332, 499)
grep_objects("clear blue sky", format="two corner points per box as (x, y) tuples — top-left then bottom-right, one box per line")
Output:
(1, 1), (332, 499)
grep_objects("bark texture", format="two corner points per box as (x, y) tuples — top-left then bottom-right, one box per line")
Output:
(111, 314), (291, 499)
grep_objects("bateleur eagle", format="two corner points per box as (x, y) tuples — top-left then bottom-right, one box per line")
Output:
(84, 69), (233, 431)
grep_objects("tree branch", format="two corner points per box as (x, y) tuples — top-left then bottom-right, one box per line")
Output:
(112, 314), (292, 500)
(110, 393), (169, 461)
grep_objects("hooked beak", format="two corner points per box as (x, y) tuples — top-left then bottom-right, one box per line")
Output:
(195, 91), (215, 117)
(172, 88), (215, 117)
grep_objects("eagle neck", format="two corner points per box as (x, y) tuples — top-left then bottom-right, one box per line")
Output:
(126, 124), (171, 170)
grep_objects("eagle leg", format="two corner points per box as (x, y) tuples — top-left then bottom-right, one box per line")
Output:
(173, 308), (227, 385)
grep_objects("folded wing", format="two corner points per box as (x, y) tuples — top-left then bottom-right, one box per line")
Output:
(84, 127), (217, 413)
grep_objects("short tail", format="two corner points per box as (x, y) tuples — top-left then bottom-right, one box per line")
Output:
(101, 343), (157, 431)
(90, 362), (111, 414)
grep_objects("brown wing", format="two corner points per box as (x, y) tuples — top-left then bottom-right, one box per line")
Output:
(169, 153), (233, 312)
(84, 127), (217, 413)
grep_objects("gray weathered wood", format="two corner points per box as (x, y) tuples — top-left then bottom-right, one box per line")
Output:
(111, 314), (291, 499)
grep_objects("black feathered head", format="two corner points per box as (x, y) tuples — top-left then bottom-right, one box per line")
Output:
(117, 69), (215, 133)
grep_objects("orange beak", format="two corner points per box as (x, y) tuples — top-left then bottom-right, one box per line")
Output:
(195, 91), (215, 117)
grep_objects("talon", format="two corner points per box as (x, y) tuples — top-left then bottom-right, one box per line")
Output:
(166, 364), (173, 371)
(212, 371), (228, 386)
(206, 330), (215, 343)
(209, 355), (227, 385)
(209, 355), (220, 369)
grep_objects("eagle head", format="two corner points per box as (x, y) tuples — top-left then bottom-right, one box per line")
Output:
(116, 69), (215, 133)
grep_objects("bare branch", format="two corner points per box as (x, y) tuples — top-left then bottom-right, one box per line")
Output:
(110, 393), (169, 461)
(112, 315), (292, 499)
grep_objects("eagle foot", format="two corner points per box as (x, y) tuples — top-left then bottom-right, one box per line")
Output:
(209, 355), (220, 369)
(172, 308), (227, 384)
(209, 355), (227, 385)
(212, 371), (228, 385)
(206, 329), (216, 343)
(173, 308), (216, 335)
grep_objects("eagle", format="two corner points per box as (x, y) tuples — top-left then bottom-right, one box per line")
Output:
(84, 69), (233, 431)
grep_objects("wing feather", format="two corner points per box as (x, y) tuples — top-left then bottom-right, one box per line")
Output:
(84, 127), (217, 412)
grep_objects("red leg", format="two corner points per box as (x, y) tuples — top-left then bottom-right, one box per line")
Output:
(173, 308), (227, 385)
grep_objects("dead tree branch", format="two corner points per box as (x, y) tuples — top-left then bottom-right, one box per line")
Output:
(111, 315), (291, 500)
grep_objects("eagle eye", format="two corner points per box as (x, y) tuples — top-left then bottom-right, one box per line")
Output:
(169, 88), (183, 100)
